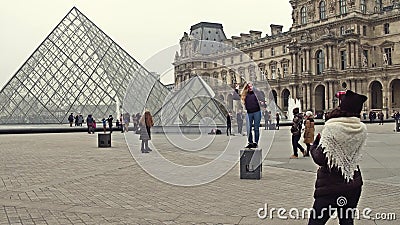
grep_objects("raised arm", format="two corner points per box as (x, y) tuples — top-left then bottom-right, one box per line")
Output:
(310, 133), (328, 167)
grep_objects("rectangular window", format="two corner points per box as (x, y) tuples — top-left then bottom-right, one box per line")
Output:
(340, 50), (347, 70)
(340, 0), (347, 15)
(363, 26), (367, 36)
(362, 50), (368, 67)
(203, 62), (207, 69)
(283, 63), (288, 77)
(260, 49), (264, 58)
(214, 62), (217, 67)
(360, 0), (366, 13)
(249, 52), (253, 59)
(240, 54), (243, 62)
(384, 48), (392, 65)
(271, 47), (275, 56)
(271, 65), (276, 79)
(283, 45), (287, 54)
(384, 23), (390, 34)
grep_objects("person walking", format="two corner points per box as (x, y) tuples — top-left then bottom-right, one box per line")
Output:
(226, 112), (232, 136)
(290, 108), (306, 159)
(107, 115), (113, 133)
(241, 82), (263, 148)
(393, 111), (400, 132)
(78, 114), (83, 126)
(275, 112), (280, 130)
(303, 111), (314, 157)
(139, 111), (154, 153)
(263, 110), (270, 130)
(236, 110), (243, 135)
(74, 115), (79, 126)
(68, 113), (74, 127)
(123, 112), (130, 132)
(120, 114), (124, 133)
(308, 90), (367, 225)
(101, 118), (107, 133)
(86, 114), (94, 134)
(378, 111), (384, 125)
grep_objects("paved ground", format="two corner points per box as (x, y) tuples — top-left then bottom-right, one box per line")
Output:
(0, 123), (399, 224)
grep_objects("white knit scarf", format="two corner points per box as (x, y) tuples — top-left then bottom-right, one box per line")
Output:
(319, 117), (367, 182)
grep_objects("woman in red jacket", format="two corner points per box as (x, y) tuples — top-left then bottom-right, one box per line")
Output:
(308, 90), (367, 225)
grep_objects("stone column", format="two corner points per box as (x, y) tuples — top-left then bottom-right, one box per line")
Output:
(356, 79), (362, 94)
(349, 79), (352, 91)
(308, 49), (312, 73)
(383, 79), (389, 118)
(308, 83), (313, 110)
(329, 81), (334, 108)
(325, 82), (329, 110)
(303, 49), (307, 73)
(303, 84), (308, 110)
(325, 45), (329, 69)
(329, 45), (334, 69)
(354, 42), (359, 68)
(290, 53), (294, 75)
(347, 42), (351, 68)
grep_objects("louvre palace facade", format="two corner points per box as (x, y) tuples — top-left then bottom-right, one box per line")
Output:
(174, 0), (400, 118)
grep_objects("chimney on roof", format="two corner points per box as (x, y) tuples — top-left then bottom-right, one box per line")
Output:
(270, 24), (283, 36)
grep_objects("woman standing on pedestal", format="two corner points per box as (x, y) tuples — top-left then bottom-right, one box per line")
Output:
(241, 82), (263, 148)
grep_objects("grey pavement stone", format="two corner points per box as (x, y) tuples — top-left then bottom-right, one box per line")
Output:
(0, 123), (398, 224)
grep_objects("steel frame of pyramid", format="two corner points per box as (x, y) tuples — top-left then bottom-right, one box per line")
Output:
(0, 7), (170, 124)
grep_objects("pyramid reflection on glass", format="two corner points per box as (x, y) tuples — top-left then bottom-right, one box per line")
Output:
(0, 7), (228, 126)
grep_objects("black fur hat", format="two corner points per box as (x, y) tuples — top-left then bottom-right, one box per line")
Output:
(340, 90), (367, 114)
(292, 107), (299, 115)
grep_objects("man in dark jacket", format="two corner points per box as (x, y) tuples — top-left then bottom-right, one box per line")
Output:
(290, 108), (306, 158)
(308, 90), (367, 225)
(226, 112), (232, 136)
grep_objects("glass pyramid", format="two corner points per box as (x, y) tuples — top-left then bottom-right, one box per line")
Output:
(153, 76), (228, 126)
(0, 7), (167, 124)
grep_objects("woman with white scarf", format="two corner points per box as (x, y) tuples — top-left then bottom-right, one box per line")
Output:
(308, 90), (367, 225)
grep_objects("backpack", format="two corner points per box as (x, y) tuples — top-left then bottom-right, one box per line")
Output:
(291, 116), (302, 135)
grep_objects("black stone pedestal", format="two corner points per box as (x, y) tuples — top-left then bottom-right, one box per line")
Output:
(240, 149), (262, 179)
(98, 133), (111, 148)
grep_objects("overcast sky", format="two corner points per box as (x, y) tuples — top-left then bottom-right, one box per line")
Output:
(0, 0), (292, 88)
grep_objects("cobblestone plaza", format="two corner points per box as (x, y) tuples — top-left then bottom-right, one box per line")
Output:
(0, 124), (398, 224)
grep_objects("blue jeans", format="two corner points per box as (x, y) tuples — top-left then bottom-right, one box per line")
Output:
(246, 111), (261, 144)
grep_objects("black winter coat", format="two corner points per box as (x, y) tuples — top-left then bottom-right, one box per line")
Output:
(310, 144), (363, 197)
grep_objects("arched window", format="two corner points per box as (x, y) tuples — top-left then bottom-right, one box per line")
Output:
(301, 7), (307, 24)
(339, 0), (347, 15)
(319, 1), (326, 20)
(316, 50), (325, 75)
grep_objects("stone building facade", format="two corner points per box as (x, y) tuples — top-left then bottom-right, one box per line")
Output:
(174, 0), (400, 118)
